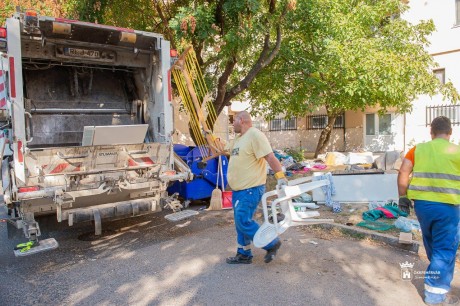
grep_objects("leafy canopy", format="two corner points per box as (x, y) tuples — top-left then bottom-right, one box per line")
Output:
(248, 0), (459, 119)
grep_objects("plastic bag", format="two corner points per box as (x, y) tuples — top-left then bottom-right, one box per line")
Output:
(332, 202), (342, 213)
(394, 216), (420, 232)
(293, 193), (313, 203)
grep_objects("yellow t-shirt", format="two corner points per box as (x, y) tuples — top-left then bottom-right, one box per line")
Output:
(226, 127), (273, 191)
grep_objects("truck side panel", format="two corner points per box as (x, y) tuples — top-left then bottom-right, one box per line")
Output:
(6, 17), (26, 183)
(151, 39), (173, 144)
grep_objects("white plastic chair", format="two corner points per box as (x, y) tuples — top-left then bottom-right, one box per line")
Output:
(253, 176), (335, 248)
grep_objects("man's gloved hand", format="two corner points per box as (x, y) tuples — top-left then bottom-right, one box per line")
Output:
(277, 177), (288, 188)
(275, 171), (288, 189)
(398, 196), (413, 215)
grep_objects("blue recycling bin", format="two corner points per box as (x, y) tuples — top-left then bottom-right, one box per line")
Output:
(168, 144), (228, 201)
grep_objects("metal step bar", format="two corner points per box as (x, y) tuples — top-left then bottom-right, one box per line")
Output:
(31, 108), (129, 114)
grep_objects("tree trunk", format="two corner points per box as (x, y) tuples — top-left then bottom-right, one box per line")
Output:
(314, 114), (337, 158)
(211, 2), (288, 120)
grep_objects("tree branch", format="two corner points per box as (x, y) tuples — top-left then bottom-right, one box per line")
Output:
(214, 57), (238, 115)
(223, 3), (287, 106)
(215, 0), (225, 35)
(153, 0), (175, 48)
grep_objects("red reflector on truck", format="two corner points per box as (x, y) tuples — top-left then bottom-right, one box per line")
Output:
(168, 70), (172, 101)
(9, 57), (15, 98)
(18, 186), (40, 193)
(0, 28), (6, 39)
(25, 11), (38, 17)
(17, 140), (23, 163)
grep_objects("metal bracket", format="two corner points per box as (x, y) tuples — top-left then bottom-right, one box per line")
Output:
(54, 189), (74, 222)
(155, 37), (161, 51)
(132, 202), (139, 216)
(162, 193), (183, 212)
(21, 212), (41, 241)
(93, 209), (102, 236)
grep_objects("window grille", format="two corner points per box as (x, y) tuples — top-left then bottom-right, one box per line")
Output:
(269, 118), (297, 131)
(306, 113), (345, 130)
(426, 105), (460, 126)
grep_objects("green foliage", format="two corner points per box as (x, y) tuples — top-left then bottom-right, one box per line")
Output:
(0, 3), (14, 26)
(1, 0), (64, 26)
(63, 1), (289, 110)
(248, 0), (459, 119)
(64, 0), (108, 24)
(169, 4), (220, 47)
(167, 0), (294, 115)
(284, 147), (305, 162)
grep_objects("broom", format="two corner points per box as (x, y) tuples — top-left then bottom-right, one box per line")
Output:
(207, 156), (222, 210)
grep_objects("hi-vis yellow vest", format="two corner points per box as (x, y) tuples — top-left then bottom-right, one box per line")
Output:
(407, 138), (460, 205)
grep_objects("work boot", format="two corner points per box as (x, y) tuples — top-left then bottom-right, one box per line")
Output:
(426, 295), (459, 305)
(264, 241), (282, 263)
(226, 253), (253, 264)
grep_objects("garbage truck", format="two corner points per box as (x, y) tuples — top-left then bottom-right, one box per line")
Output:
(0, 10), (193, 254)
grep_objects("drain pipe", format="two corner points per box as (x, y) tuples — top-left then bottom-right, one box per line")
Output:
(403, 113), (406, 153)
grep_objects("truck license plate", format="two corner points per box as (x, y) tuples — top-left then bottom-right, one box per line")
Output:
(65, 48), (100, 59)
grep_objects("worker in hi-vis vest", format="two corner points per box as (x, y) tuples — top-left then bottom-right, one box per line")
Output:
(398, 116), (460, 305)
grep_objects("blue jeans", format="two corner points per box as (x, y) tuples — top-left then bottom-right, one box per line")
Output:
(232, 185), (280, 257)
(414, 200), (460, 304)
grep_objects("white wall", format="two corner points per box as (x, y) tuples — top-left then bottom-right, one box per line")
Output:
(403, 1), (460, 151)
(404, 0), (460, 54)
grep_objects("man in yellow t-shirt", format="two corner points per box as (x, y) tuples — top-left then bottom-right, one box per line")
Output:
(225, 111), (287, 264)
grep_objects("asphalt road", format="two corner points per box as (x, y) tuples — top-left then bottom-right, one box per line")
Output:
(1, 205), (459, 306)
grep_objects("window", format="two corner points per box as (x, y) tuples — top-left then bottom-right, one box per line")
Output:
(312, 116), (327, 129)
(426, 105), (460, 126)
(284, 117), (297, 130)
(366, 113), (392, 136)
(269, 117), (297, 131)
(366, 114), (376, 135)
(269, 119), (282, 131)
(457, 0), (460, 25)
(306, 114), (345, 130)
(433, 69), (445, 85)
(378, 114), (392, 135)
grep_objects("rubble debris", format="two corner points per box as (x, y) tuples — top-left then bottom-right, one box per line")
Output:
(399, 232), (413, 244)
(373, 150), (404, 171)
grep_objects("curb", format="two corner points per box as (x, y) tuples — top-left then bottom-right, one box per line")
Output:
(314, 223), (420, 253)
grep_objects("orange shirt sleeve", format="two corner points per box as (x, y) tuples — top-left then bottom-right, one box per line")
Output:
(404, 146), (416, 166)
